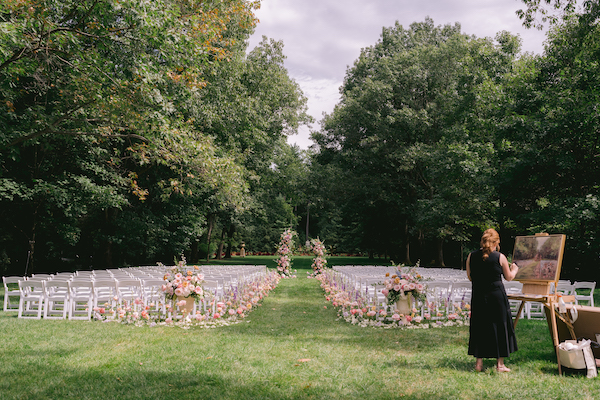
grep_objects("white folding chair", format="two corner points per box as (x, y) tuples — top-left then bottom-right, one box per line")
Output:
(573, 281), (596, 307)
(115, 278), (143, 310)
(449, 281), (472, 311)
(425, 281), (452, 317)
(202, 280), (220, 314)
(3, 276), (23, 311)
(92, 279), (117, 309)
(18, 280), (44, 319)
(43, 280), (70, 319)
(141, 278), (166, 315)
(503, 281), (525, 318)
(69, 280), (94, 320)
(555, 280), (575, 295)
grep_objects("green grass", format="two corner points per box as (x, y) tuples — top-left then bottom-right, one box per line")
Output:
(1, 257), (599, 399)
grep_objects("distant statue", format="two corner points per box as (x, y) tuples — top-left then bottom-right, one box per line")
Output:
(240, 243), (246, 258)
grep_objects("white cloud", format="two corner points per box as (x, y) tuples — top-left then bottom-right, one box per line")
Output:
(248, 0), (549, 148)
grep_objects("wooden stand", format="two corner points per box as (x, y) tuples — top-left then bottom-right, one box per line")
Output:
(508, 281), (576, 375)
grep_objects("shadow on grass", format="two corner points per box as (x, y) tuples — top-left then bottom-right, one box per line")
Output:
(0, 361), (463, 400)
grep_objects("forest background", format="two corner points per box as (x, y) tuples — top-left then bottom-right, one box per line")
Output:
(1, 0), (599, 282)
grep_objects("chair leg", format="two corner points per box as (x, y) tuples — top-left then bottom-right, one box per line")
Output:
(18, 297), (24, 318)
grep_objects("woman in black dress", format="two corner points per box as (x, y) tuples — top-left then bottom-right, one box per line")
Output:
(467, 228), (519, 372)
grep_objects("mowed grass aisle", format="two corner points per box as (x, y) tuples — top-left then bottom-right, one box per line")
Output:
(1, 268), (600, 399)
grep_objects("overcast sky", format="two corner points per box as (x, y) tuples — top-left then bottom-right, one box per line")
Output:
(247, 0), (549, 149)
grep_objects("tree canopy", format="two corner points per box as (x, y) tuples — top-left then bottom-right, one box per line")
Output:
(1, 2), (599, 283)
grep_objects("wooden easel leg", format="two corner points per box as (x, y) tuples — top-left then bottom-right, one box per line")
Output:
(513, 301), (525, 328)
(548, 301), (562, 375)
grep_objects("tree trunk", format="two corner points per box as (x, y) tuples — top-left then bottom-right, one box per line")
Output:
(216, 227), (226, 260)
(306, 203), (310, 243)
(25, 233), (36, 276)
(436, 238), (445, 267)
(225, 224), (235, 259)
(206, 214), (215, 261)
(190, 239), (199, 264)
(403, 220), (411, 264)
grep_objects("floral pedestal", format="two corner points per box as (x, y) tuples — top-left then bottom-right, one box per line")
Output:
(176, 296), (195, 318)
(395, 294), (412, 323)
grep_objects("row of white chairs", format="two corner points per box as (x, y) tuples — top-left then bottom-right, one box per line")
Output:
(329, 267), (472, 318)
(329, 267), (596, 320)
(3, 265), (268, 319)
(552, 280), (596, 307)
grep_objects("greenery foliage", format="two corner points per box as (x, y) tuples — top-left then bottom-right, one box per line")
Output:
(0, 0), (310, 274)
(308, 11), (600, 280)
(1, 1), (600, 283)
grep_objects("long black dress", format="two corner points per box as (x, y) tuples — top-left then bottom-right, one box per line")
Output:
(468, 249), (518, 358)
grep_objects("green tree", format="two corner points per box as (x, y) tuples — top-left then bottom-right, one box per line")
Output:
(313, 19), (518, 265)
(497, 13), (600, 280)
(0, 0), (258, 272)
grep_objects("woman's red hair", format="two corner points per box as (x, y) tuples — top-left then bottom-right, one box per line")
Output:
(480, 228), (500, 261)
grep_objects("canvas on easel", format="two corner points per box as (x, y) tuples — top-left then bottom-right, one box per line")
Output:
(513, 233), (566, 294)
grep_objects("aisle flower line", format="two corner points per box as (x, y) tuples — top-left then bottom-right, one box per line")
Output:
(315, 270), (470, 329)
(93, 269), (281, 329)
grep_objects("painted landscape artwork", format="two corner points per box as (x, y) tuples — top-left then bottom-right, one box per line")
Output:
(513, 235), (566, 282)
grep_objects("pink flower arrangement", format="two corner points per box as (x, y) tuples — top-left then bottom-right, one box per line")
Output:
(308, 238), (328, 277)
(383, 261), (427, 304)
(162, 264), (205, 301)
(275, 229), (297, 278)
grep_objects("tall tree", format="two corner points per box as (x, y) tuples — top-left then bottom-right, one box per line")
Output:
(313, 19), (518, 265)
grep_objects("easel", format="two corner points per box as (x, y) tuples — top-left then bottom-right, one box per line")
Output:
(507, 233), (575, 375)
(507, 282), (576, 375)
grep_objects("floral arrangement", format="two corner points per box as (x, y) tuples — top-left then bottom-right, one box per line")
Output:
(382, 261), (427, 304)
(161, 259), (205, 300)
(307, 238), (327, 278)
(275, 228), (297, 278)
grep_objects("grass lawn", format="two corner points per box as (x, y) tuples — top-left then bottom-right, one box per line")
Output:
(1, 257), (599, 399)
